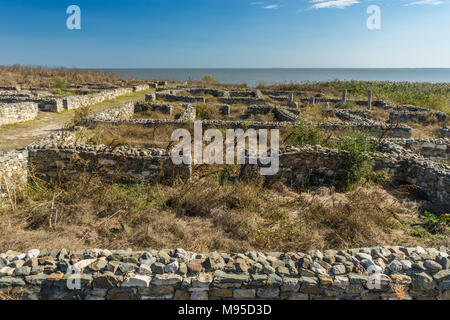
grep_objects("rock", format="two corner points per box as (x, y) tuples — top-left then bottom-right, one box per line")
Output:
(26, 249), (40, 260)
(233, 289), (256, 299)
(190, 291), (208, 300)
(257, 286), (280, 298)
(411, 272), (436, 291)
(209, 288), (233, 298)
(24, 258), (38, 268)
(299, 277), (321, 294)
(433, 269), (450, 282)
(348, 273), (368, 285)
(356, 253), (372, 261)
(424, 260), (442, 271)
(138, 264), (152, 275)
(267, 274), (282, 286)
(152, 274), (183, 286)
(186, 262), (202, 274)
(0, 267), (14, 276)
(88, 260), (108, 272)
(332, 264), (346, 275)
(73, 259), (96, 270)
(151, 262), (165, 274)
(13, 266), (31, 276)
(281, 278), (301, 292)
(310, 261), (327, 275)
(400, 260), (412, 270)
(164, 261), (179, 273)
(93, 272), (119, 288)
(333, 276), (349, 288)
(10, 260), (25, 268)
(388, 260), (403, 272)
(390, 274), (412, 286)
(192, 273), (212, 288)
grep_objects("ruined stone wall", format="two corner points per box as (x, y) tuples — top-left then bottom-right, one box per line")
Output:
(218, 97), (266, 105)
(151, 104), (172, 115)
(440, 127), (450, 138)
(0, 246), (448, 300)
(0, 102), (39, 125)
(63, 87), (134, 110)
(27, 134), (191, 183)
(156, 92), (205, 103)
(250, 144), (449, 211)
(383, 138), (449, 162)
(274, 108), (299, 122)
(247, 105), (274, 115)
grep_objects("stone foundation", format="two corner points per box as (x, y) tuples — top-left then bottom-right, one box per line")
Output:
(0, 102), (39, 125)
(0, 149), (28, 199)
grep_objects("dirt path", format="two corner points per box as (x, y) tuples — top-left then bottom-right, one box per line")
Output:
(0, 90), (151, 150)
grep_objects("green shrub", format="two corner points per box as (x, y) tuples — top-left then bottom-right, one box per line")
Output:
(201, 75), (217, 83)
(196, 104), (217, 120)
(328, 131), (375, 191)
(53, 78), (67, 89)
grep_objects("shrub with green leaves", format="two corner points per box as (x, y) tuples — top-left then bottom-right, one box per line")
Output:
(285, 120), (325, 146)
(328, 131), (375, 191)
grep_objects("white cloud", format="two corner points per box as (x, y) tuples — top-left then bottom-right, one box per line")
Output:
(404, 0), (444, 6)
(310, 0), (360, 9)
(263, 4), (281, 9)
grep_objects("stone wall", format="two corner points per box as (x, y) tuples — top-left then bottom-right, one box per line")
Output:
(0, 148), (28, 200)
(151, 104), (172, 115)
(85, 103), (412, 138)
(440, 127), (450, 138)
(247, 105), (274, 115)
(0, 246), (448, 300)
(63, 87), (135, 110)
(383, 138), (449, 162)
(156, 92), (205, 103)
(249, 144), (449, 212)
(274, 108), (299, 122)
(27, 133), (191, 183)
(0, 102), (39, 125)
(179, 104), (197, 121)
(218, 97), (266, 105)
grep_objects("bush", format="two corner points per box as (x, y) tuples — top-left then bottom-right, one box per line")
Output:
(201, 75), (217, 83)
(285, 120), (325, 146)
(328, 131), (375, 191)
(196, 104), (217, 120)
(53, 78), (68, 89)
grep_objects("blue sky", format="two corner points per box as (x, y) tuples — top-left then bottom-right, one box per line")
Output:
(0, 0), (449, 68)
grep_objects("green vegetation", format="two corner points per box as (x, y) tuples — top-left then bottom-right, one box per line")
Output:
(195, 104), (217, 120)
(285, 121), (375, 191)
(53, 78), (68, 89)
(257, 80), (450, 113)
(201, 75), (217, 83)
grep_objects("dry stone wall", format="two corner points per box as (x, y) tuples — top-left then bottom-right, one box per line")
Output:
(0, 148), (28, 200)
(0, 102), (39, 125)
(27, 133), (191, 183)
(0, 246), (448, 300)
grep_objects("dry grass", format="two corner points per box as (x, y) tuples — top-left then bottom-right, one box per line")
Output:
(0, 65), (137, 88)
(80, 123), (190, 149)
(134, 103), (186, 120)
(0, 162), (447, 252)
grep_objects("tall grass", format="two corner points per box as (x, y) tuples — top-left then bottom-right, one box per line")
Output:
(257, 80), (450, 113)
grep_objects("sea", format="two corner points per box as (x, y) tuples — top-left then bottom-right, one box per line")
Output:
(99, 68), (450, 86)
